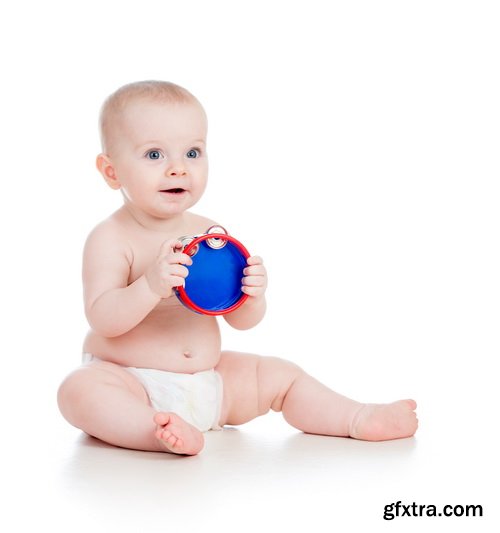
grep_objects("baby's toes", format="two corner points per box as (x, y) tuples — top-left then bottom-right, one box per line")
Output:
(405, 399), (417, 410)
(165, 434), (178, 447)
(154, 412), (171, 426)
(172, 438), (184, 449)
(157, 428), (173, 441)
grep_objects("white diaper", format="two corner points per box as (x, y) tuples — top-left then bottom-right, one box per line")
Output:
(82, 354), (223, 432)
(126, 366), (223, 432)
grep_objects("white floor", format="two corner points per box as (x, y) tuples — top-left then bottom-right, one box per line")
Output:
(4, 395), (497, 533)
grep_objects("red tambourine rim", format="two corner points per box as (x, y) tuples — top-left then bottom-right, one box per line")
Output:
(176, 234), (250, 316)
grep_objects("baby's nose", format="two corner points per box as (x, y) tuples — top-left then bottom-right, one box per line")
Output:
(166, 163), (187, 177)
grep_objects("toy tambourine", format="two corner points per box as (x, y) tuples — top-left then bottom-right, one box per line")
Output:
(175, 226), (250, 315)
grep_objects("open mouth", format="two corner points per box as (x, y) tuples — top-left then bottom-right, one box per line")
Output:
(161, 188), (186, 194)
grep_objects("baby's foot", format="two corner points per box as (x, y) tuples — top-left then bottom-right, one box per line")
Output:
(154, 412), (204, 455)
(349, 399), (418, 441)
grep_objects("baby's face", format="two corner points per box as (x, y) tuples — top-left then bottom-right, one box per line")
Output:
(105, 98), (208, 219)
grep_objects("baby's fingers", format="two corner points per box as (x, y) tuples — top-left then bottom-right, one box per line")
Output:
(159, 239), (183, 257)
(158, 240), (193, 265)
(168, 251), (193, 266)
(241, 275), (265, 288)
(243, 264), (266, 276)
(241, 285), (264, 297)
(246, 255), (264, 266)
(167, 274), (188, 289)
(166, 264), (190, 279)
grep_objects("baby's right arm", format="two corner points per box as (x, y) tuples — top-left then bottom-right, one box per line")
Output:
(83, 222), (192, 337)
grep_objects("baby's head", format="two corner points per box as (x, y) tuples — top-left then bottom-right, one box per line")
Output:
(97, 80), (209, 219)
(99, 81), (206, 155)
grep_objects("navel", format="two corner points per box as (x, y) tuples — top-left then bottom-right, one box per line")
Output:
(183, 351), (193, 358)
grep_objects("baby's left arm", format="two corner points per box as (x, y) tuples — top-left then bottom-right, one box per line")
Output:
(223, 255), (267, 330)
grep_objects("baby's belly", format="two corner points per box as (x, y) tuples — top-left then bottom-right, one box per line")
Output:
(83, 302), (222, 373)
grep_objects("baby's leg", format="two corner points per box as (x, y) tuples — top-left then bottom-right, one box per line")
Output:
(57, 360), (203, 455)
(216, 352), (417, 441)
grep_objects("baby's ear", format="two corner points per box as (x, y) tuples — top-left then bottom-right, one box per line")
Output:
(96, 153), (121, 190)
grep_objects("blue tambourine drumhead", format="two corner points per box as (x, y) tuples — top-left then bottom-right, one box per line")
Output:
(176, 234), (250, 315)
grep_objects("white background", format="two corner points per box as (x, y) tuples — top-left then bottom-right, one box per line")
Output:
(1, 1), (499, 531)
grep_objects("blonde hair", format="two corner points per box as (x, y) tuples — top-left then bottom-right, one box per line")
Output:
(98, 80), (201, 153)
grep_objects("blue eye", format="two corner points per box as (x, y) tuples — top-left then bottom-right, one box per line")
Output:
(146, 150), (162, 160)
(186, 149), (200, 159)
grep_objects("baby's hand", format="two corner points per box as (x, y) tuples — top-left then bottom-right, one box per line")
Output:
(145, 239), (193, 298)
(241, 256), (267, 299)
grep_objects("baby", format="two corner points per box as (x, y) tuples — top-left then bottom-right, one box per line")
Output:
(57, 81), (418, 455)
